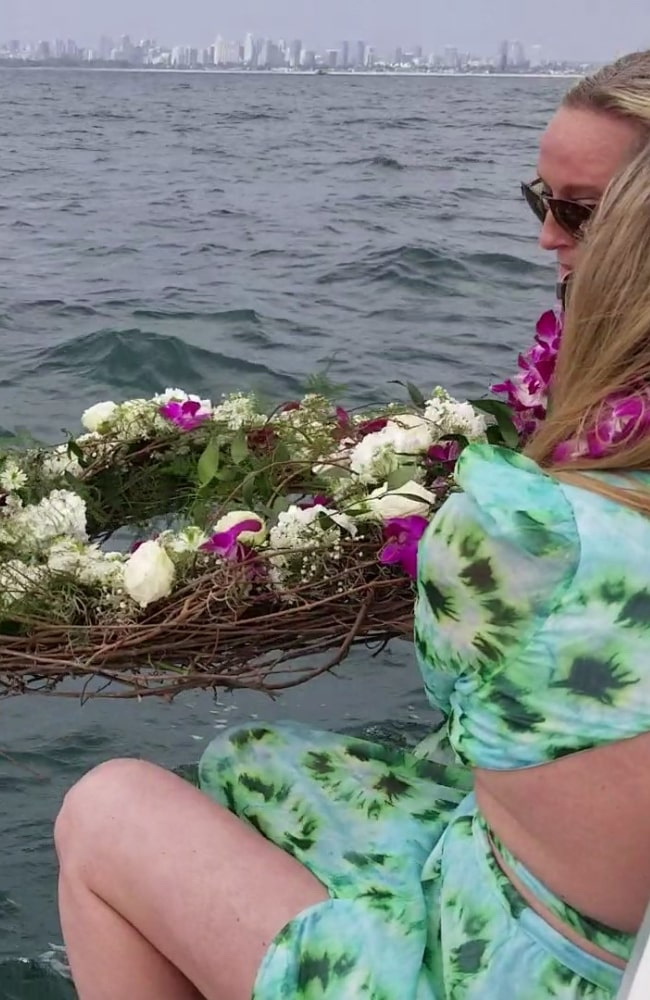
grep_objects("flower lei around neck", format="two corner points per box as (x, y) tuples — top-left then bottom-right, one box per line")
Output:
(493, 308), (650, 461)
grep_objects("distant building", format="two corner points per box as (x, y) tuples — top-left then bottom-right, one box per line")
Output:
(325, 48), (338, 69)
(443, 46), (459, 70)
(243, 32), (257, 67)
(509, 40), (527, 68)
(288, 38), (302, 68)
(497, 39), (509, 71)
(340, 40), (349, 68)
(530, 44), (543, 68)
(354, 40), (366, 68)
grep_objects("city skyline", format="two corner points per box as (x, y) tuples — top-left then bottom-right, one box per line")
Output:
(3, 0), (650, 64)
(0, 32), (590, 74)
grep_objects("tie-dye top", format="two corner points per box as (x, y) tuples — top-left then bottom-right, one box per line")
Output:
(414, 443), (650, 769)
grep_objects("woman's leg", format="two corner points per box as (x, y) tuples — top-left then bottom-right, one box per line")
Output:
(55, 758), (329, 1000)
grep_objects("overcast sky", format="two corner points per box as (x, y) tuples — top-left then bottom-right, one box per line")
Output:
(4, 0), (650, 63)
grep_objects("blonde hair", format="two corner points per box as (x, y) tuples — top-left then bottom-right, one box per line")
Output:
(565, 51), (650, 134)
(525, 146), (650, 514)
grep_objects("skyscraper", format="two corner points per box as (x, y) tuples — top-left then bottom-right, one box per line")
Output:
(340, 40), (349, 68)
(243, 32), (257, 67)
(355, 40), (366, 68)
(289, 39), (302, 68)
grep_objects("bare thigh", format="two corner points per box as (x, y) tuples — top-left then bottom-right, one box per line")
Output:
(55, 758), (329, 1000)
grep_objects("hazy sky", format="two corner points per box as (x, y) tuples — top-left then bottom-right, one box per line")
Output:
(4, 0), (650, 63)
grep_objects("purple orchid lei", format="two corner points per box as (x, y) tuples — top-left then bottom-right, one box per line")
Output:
(493, 307), (650, 460)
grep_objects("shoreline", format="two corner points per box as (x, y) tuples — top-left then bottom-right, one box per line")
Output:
(0, 65), (582, 79)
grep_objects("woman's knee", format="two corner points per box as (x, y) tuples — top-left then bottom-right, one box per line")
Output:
(54, 758), (160, 863)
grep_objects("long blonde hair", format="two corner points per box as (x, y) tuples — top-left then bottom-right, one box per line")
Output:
(565, 51), (650, 132)
(525, 147), (650, 513)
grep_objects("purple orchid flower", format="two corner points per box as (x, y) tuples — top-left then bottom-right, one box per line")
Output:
(200, 518), (262, 562)
(553, 391), (650, 462)
(379, 515), (429, 580)
(493, 308), (563, 439)
(160, 399), (211, 432)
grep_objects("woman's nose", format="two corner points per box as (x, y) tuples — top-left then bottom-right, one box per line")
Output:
(539, 211), (574, 252)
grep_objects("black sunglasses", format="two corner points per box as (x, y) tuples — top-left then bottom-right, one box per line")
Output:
(521, 178), (595, 240)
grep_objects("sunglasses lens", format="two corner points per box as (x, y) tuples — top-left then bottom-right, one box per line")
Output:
(552, 201), (593, 239)
(521, 182), (547, 225)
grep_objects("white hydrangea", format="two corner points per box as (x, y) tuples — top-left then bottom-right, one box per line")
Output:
(41, 444), (83, 480)
(153, 388), (190, 405)
(212, 393), (265, 430)
(16, 490), (87, 546)
(47, 539), (125, 588)
(0, 460), (27, 493)
(424, 388), (487, 442)
(349, 431), (400, 485)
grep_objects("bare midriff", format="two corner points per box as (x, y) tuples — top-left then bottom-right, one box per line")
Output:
(475, 730), (650, 952)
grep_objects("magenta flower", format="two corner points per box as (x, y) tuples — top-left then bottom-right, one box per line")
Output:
(379, 515), (429, 579)
(160, 399), (211, 432)
(200, 519), (262, 562)
(427, 440), (461, 472)
(553, 391), (650, 462)
(358, 416), (389, 437)
(493, 308), (563, 439)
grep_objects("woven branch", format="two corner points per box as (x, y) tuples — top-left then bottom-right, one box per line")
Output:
(0, 542), (416, 700)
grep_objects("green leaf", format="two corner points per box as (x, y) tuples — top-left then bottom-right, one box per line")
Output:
(230, 431), (249, 466)
(197, 439), (221, 487)
(66, 438), (87, 467)
(241, 474), (257, 507)
(389, 380), (427, 411)
(469, 399), (520, 450)
(386, 464), (419, 490)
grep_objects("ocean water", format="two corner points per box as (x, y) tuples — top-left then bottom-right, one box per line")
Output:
(0, 69), (566, 997)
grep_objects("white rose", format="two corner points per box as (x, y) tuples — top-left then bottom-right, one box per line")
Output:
(212, 510), (267, 546)
(124, 541), (175, 608)
(81, 401), (118, 434)
(367, 481), (436, 521)
(385, 414), (435, 455)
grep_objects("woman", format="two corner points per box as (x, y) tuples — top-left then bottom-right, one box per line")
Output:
(55, 57), (650, 1000)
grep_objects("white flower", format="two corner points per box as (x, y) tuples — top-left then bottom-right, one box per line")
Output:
(158, 526), (208, 555)
(47, 539), (124, 588)
(0, 460), (27, 493)
(153, 388), (190, 405)
(124, 541), (175, 608)
(81, 401), (118, 434)
(385, 413), (435, 455)
(212, 392), (264, 430)
(212, 510), (268, 546)
(47, 538), (84, 574)
(17, 490), (87, 545)
(349, 431), (400, 484)
(41, 444), (82, 480)
(366, 481), (436, 521)
(424, 388), (487, 442)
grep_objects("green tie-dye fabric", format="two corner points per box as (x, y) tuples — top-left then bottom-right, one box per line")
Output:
(199, 444), (643, 999)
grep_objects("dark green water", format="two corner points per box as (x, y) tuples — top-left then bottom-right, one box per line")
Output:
(0, 68), (566, 996)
